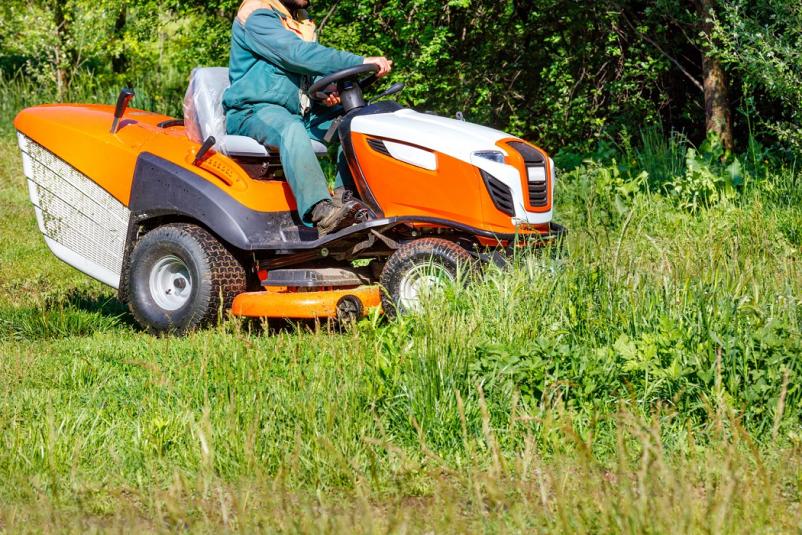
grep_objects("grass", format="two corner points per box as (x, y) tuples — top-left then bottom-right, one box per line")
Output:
(1, 106), (801, 531)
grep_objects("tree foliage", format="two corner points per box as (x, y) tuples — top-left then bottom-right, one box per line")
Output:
(714, 0), (802, 154)
(0, 0), (800, 155)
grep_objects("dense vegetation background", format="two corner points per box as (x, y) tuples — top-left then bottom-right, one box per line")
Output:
(0, 0), (801, 532)
(2, 0), (801, 155)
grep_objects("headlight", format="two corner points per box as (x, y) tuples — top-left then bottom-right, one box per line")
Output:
(471, 150), (506, 164)
(527, 166), (547, 183)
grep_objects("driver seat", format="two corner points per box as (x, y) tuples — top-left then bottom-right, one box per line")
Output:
(183, 67), (328, 158)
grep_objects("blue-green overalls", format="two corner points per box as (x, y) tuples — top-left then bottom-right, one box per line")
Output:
(222, 6), (363, 225)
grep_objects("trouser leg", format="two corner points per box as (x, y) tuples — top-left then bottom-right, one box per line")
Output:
(334, 145), (357, 191)
(237, 105), (331, 226)
(305, 105), (357, 193)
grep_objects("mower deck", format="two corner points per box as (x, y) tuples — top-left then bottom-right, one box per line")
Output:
(231, 285), (382, 320)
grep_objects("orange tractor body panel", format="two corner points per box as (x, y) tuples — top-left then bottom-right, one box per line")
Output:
(13, 104), (298, 213)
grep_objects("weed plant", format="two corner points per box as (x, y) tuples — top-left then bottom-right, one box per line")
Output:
(0, 97), (800, 531)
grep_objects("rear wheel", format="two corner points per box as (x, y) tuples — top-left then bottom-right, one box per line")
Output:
(380, 238), (473, 318)
(126, 223), (246, 335)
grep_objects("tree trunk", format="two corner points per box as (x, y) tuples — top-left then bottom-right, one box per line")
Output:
(52, 0), (74, 100)
(53, 1), (67, 99)
(700, 0), (733, 152)
(111, 5), (128, 74)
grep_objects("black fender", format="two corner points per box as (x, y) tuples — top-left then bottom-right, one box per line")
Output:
(128, 153), (308, 251)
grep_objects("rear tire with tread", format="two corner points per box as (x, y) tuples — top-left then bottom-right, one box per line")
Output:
(126, 223), (246, 335)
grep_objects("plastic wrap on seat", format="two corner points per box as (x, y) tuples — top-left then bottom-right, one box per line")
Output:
(183, 66), (329, 158)
(183, 67), (230, 145)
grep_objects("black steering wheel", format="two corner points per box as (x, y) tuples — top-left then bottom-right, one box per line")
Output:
(308, 63), (380, 101)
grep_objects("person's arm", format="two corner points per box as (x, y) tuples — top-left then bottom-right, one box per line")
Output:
(242, 9), (363, 76)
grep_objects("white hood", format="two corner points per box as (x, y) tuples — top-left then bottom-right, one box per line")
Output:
(350, 109), (511, 162)
(350, 108), (553, 226)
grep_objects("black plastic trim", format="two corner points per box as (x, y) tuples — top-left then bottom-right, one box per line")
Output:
(508, 141), (545, 164)
(367, 138), (391, 157)
(528, 181), (548, 207)
(480, 170), (516, 216)
(129, 152), (312, 251)
(263, 268), (364, 288)
(157, 119), (184, 129)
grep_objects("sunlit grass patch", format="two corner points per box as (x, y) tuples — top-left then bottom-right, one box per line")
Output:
(0, 290), (129, 341)
(0, 122), (799, 531)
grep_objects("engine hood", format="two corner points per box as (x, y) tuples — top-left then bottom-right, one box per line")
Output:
(350, 108), (514, 163)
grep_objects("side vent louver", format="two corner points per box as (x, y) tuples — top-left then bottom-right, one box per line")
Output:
(367, 138), (391, 157)
(480, 170), (516, 216)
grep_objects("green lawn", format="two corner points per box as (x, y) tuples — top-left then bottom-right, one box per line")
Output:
(0, 134), (801, 533)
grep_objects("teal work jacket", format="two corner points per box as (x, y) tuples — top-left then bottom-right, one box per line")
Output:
(222, 7), (363, 127)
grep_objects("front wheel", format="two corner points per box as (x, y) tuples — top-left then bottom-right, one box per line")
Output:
(126, 223), (246, 335)
(380, 238), (474, 318)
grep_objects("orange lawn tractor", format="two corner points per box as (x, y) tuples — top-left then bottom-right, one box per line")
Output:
(14, 65), (564, 334)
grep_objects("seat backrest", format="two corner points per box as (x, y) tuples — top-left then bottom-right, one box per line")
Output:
(183, 67), (231, 145)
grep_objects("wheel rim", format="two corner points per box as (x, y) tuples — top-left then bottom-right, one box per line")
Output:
(148, 255), (192, 311)
(397, 263), (454, 312)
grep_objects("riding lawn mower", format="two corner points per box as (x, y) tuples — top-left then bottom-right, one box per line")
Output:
(13, 64), (565, 334)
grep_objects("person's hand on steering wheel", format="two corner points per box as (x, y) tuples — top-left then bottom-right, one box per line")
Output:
(309, 62), (393, 111)
(322, 84), (341, 107)
(320, 58), (392, 107)
(363, 56), (393, 78)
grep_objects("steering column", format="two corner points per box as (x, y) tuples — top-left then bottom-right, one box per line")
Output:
(308, 63), (381, 114)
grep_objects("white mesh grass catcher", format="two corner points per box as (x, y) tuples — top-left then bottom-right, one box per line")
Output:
(17, 132), (131, 289)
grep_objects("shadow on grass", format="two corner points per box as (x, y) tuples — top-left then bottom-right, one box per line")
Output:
(0, 286), (374, 341)
(0, 288), (135, 341)
(237, 316), (359, 338)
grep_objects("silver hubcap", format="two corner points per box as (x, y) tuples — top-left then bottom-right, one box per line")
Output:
(149, 255), (192, 311)
(398, 263), (454, 312)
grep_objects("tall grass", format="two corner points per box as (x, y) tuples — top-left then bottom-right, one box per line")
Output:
(0, 80), (801, 530)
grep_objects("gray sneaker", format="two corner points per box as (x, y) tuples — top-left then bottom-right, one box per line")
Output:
(332, 188), (355, 204)
(311, 199), (360, 237)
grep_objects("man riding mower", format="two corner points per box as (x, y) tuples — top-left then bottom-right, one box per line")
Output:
(224, 0), (393, 236)
(13, 0), (564, 334)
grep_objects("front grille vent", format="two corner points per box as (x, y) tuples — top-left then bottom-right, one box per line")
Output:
(528, 180), (548, 206)
(367, 138), (391, 157)
(480, 170), (515, 216)
(508, 141), (549, 208)
(508, 141), (545, 164)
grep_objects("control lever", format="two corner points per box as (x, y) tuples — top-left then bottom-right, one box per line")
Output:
(369, 82), (405, 104)
(324, 117), (343, 144)
(110, 88), (135, 134)
(193, 136), (216, 166)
